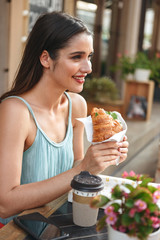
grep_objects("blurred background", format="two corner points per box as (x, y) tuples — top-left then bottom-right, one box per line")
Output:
(1, 0), (160, 179)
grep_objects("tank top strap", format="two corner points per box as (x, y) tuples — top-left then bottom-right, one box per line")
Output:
(3, 96), (39, 127)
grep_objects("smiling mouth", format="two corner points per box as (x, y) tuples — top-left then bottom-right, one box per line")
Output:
(73, 76), (85, 84)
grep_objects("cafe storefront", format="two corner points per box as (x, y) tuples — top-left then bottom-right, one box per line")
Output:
(0, 0), (160, 95)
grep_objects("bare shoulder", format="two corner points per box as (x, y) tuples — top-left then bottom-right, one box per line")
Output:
(67, 92), (87, 118)
(0, 98), (30, 125)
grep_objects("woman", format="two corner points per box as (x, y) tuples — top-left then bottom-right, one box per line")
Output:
(0, 11), (128, 225)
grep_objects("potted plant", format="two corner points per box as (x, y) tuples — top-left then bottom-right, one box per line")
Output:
(133, 52), (152, 82)
(90, 171), (160, 240)
(82, 76), (119, 103)
(111, 52), (153, 82)
(110, 53), (135, 80)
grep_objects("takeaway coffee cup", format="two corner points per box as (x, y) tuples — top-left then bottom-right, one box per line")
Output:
(71, 171), (104, 227)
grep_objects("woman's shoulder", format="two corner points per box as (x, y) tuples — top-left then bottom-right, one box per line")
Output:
(67, 92), (86, 104)
(0, 97), (32, 151)
(0, 97), (30, 121)
(67, 92), (87, 118)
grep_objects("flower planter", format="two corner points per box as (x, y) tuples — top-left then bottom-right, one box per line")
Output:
(134, 68), (151, 82)
(107, 224), (160, 240)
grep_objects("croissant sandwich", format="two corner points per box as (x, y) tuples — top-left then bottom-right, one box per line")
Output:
(91, 107), (123, 142)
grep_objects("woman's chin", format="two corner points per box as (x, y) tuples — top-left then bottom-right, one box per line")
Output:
(68, 86), (84, 93)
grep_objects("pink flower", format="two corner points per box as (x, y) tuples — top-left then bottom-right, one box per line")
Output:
(145, 208), (150, 217)
(136, 174), (141, 180)
(117, 53), (122, 58)
(122, 171), (129, 178)
(154, 210), (160, 216)
(119, 225), (126, 232)
(129, 171), (136, 177)
(151, 216), (160, 229)
(156, 52), (160, 58)
(129, 208), (136, 217)
(104, 206), (114, 215)
(153, 190), (160, 203)
(134, 200), (147, 211)
(105, 213), (117, 225)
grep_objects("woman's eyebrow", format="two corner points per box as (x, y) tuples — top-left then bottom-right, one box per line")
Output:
(69, 51), (85, 55)
(69, 51), (94, 56)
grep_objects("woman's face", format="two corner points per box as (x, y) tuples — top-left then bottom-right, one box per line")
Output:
(50, 32), (93, 93)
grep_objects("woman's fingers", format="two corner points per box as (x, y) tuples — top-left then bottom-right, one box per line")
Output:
(93, 141), (119, 150)
(123, 135), (128, 141)
(99, 148), (121, 157)
(83, 137), (129, 175)
(119, 147), (128, 154)
(92, 139), (129, 151)
(119, 153), (127, 163)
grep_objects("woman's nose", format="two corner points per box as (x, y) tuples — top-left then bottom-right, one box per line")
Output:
(80, 60), (92, 74)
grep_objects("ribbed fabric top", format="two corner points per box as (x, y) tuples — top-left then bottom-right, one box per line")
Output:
(0, 92), (74, 224)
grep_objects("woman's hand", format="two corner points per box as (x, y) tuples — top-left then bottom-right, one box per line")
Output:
(80, 135), (129, 175)
(117, 135), (129, 164)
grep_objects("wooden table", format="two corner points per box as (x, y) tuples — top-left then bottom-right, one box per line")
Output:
(0, 194), (68, 240)
(0, 194), (108, 240)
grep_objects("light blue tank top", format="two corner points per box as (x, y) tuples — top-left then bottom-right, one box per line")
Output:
(0, 92), (74, 224)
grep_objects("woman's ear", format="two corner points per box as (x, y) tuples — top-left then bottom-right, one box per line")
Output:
(39, 50), (50, 68)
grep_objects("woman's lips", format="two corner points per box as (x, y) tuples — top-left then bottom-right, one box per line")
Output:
(73, 76), (85, 84)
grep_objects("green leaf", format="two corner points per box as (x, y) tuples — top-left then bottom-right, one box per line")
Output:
(105, 111), (118, 120)
(121, 214), (134, 226)
(111, 112), (118, 120)
(112, 185), (123, 199)
(148, 202), (158, 212)
(147, 185), (158, 193)
(140, 178), (153, 187)
(134, 192), (152, 203)
(96, 215), (107, 231)
(130, 186), (152, 202)
(125, 199), (134, 208)
(134, 212), (141, 223)
(137, 225), (153, 239)
(95, 112), (98, 117)
(124, 183), (135, 192)
(90, 195), (110, 208)
(111, 202), (121, 211)
(105, 111), (110, 115)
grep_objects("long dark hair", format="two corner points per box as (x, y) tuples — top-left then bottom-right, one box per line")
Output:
(0, 11), (92, 102)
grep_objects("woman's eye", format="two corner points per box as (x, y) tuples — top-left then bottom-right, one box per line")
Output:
(72, 55), (81, 60)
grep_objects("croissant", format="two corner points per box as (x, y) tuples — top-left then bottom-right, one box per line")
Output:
(91, 107), (123, 142)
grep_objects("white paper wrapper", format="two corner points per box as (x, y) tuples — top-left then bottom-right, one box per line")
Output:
(77, 111), (127, 165)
